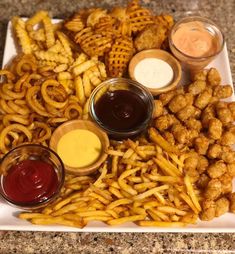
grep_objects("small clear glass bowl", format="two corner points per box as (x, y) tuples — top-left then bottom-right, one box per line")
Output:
(169, 16), (224, 75)
(89, 78), (154, 140)
(0, 144), (65, 210)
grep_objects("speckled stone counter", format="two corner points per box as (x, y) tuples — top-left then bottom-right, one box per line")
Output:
(0, 0), (235, 253)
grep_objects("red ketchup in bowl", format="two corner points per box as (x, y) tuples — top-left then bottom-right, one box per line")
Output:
(2, 159), (59, 204)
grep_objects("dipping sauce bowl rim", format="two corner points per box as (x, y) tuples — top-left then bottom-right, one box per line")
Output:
(89, 77), (154, 137)
(0, 144), (65, 209)
(169, 15), (225, 61)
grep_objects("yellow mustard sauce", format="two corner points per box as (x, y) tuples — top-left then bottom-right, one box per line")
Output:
(57, 129), (102, 168)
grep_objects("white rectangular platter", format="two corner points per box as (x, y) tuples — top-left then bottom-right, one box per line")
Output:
(0, 20), (235, 232)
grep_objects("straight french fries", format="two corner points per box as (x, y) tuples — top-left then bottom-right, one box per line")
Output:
(19, 127), (201, 228)
(149, 128), (180, 155)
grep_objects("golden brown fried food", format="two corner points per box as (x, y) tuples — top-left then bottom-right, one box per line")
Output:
(187, 129), (199, 145)
(207, 160), (227, 179)
(134, 24), (166, 51)
(213, 85), (233, 99)
(216, 107), (233, 124)
(184, 154), (198, 171)
(176, 105), (196, 122)
(220, 146), (235, 164)
(78, 29), (113, 57)
(184, 92), (194, 106)
(127, 0), (154, 33)
(228, 102), (235, 120)
(168, 94), (187, 113)
(207, 118), (223, 140)
(192, 69), (208, 82)
(159, 90), (176, 106)
(229, 193), (235, 213)
(184, 168), (200, 183)
(64, 13), (85, 32)
(201, 105), (216, 128)
(204, 178), (222, 200)
(185, 118), (202, 132)
(171, 123), (189, 144)
(194, 88), (212, 109)
(161, 131), (175, 145)
(200, 199), (216, 221)
(207, 144), (222, 159)
(227, 163), (235, 177)
(188, 80), (206, 95)
(192, 108), (202, 119)
(220, 131), (235, 146)
(154, 114), (174, 131)
(207, 68), (221, 87)
(106, 36), (134, 77)
(155, 14), (174, 28)
(87, 8), (108, 27)
(152, 100), (163, 118)
(197, 155), (209, 174)
(196, 173), (210, 190)
(219, 173), (232, 194)
(215, 197), (229, 217)
(194, 135), (210, 155)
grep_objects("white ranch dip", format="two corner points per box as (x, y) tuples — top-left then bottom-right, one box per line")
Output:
(134, 58), (174, 89)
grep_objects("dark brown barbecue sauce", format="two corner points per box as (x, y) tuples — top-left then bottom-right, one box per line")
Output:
(94, 90), (148, 131)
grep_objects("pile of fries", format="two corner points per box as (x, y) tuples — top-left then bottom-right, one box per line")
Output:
(20, 128), (201, 228)
(64, 0), (173, 77)
(0, 12), (109, 156)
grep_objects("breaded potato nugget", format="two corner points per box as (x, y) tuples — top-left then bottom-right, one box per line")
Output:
(213, 85), (233, 99)
(207, 144), (222, 159)
(152, 100), (163, 118)
(171, 124), (189, 144)
(197, 155), (209, 174)
(194, 88), (212, 109)
(196, 174), (210, 190)
(193, 69), (208, 82)
(219, 173), (233, 194)
(207, 160), (227, 179)
(228, 102), (235, 120)
(188, 80), (206, 95)
(176, 105), (196, 122)
(194, 135), (210, 155)
(168, 94), (187, 113)
(184, 155), (198, 171)
(154, 114), (174, 131)
(185, 118), (202, 132)
(220, 131), (235, 146)
(220, 149), (235, 164)
(229, 193), (235, 213)
(207, 68), (221, 86)
(227, 163), (235, 177)
(200, 199), (216, 221)
(204, 179), (222, 200)
(208, 118), (222, 140)
(216, 107), (233, 124)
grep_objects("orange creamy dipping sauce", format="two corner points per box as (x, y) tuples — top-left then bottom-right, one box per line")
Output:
(172, 21), (220, 58)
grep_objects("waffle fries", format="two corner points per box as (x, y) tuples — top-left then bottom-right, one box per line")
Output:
(64, 0), (174, 77)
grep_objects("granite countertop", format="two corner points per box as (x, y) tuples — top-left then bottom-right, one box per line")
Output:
(0, 0), (235, 253)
